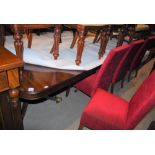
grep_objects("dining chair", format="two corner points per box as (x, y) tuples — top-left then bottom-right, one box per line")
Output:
(110, 40), (144, 93)
(79, 70), (155, 130)
(128, 36), (155, 81)
(74, 44), (131, 97)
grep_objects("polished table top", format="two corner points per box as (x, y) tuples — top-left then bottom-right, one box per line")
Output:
(20, 63), (100, 101)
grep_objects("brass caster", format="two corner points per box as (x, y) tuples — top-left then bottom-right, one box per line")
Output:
(53, 96), (62, 104)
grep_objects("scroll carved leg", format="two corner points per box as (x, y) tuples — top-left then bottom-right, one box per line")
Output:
(9, 88), (23, 129)
(53, 26), (61, 60)
(76, 29), (85, 65)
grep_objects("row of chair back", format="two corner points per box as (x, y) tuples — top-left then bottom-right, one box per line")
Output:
(79, 70), (155, 130)
(75, 36), (155, 96)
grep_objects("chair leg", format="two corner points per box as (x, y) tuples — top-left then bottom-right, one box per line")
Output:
(66, 87), (71, 97)
(78, 124), (84, 130)
(21, 102), (29, 119)
(135, 69), (138, 78)
(70, 31), (78, 48)
(121, 78), (125, 88)
(93, 30), (100, 43)
(110, 83), (114, 93)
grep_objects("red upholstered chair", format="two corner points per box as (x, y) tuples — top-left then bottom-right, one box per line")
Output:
(111, 40), (144, 92)
(75, 44), (131, 97)
(79, 70), (155, 130)
(128, 36), (155, 81)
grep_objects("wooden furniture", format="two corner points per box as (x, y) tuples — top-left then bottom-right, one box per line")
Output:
(0, 47), (23, 129)
(10, 24), (62, 60)
(64, 24), (111, 65)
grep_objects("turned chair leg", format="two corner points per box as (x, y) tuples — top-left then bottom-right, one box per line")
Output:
(78, 124), (84, 130)
(21, 102), (29, 119)
(93, 30), (100, 43)
(70, 31), (78, 48)
(66, 87), (71, 97)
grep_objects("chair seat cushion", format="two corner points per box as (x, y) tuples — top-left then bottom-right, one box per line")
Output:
(80, 88), (129, 129)
(74, 73), (97, 96)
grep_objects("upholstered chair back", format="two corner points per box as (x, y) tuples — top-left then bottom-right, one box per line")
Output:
(130, 36), (155, 71)
(112, 40), (144, 84)
(126, 70), (155, 129)
(91, 44), (131, 96)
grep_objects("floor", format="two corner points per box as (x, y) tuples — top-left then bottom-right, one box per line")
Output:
(5, 31), (155, 130)
(24, 59), (155, 130)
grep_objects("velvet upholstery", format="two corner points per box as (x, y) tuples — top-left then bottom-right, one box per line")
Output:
(79, 70), (155, 130)
(129, 36), (155, 72)
(75, 45), (131, 96)
(112, 40), (144, 84)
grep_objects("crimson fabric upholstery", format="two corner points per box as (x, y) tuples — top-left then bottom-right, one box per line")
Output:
(80, 88), (128, 129)
(75, 45), (131, 96)
(80, 70), (155, 130)
(112, 40), (144, 84)
(129, 36), (155, 72)
(126, 70), (155, 129)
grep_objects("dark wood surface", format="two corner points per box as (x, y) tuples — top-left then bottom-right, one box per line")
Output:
(0, 47), (24, 129)
(20, 64), (100, 101)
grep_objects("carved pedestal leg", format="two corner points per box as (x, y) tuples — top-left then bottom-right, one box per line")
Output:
(53, 26), (61, 60)
(9, 88), (23, 129)
(76, 29), (85, 65)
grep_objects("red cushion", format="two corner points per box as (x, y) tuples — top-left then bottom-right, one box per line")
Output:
(80, 88), (128, 129)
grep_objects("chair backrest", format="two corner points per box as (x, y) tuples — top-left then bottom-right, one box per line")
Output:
(126, 70), (155, 129)
(91, 44), (131, 95)
(112, 40), (144, 83)
(130, 36), (155, 71)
